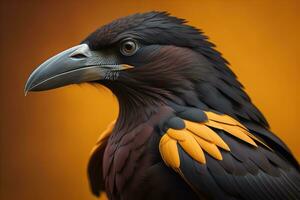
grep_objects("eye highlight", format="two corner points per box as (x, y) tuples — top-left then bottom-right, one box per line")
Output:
(120, 40), (139, 56)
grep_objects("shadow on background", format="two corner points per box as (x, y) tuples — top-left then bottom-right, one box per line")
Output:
(0, 1), (299, 200)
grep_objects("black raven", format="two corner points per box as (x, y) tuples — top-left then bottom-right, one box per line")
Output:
(25, 12), (300, 200)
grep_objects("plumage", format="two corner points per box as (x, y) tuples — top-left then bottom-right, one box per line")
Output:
(26, 11), (300, 200)
(185, 121), (215, 142)
(159, 134), (180, 168)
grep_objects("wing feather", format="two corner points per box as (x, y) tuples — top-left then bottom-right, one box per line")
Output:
(159, 110), (300, 199)
(87, 120), (115, 197)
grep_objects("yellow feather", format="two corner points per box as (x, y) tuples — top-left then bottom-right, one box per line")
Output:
(178, 132), (206, 164)
(159, 134), (180, 168)
(225, 116), (248, 130)
(186, 120), (230, 151)
(205, 111), (247, 129)
(160, 132), (170, 146)
(159, 134), (170, 166)
(204, 113), (258, 149)
(193, 135), (223, 160)
(220, 124), (257, 147)
(203, 125), (230, 151)
(185, 120), (213, 142)
(206, 112), (267, 149)
(204, 120), (224, 129)
(167, 129), (187, 141)
(205, 111), (236, 124)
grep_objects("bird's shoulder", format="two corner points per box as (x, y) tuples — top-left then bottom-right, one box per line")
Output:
(159, 104), (300, 199)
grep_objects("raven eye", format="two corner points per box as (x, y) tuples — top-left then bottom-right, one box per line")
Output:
(120, 40), (138, 56)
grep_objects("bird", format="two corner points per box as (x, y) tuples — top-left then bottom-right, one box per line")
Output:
(25, 11), (300, 200)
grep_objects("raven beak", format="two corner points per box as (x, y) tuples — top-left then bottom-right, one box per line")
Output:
(24, 44), (132, 94)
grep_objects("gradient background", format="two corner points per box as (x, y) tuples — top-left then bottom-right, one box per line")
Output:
(0, 1), (299, 200)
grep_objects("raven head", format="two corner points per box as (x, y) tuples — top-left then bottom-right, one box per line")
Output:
(26, 11), (261, 129)
(25, 12), (226, 96)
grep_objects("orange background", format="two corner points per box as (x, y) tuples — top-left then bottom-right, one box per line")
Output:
(0, 1), (299, 200)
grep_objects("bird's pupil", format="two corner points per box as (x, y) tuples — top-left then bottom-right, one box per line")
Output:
(125, 43), (133, 51)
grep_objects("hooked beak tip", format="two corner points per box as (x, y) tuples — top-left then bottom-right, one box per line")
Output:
(24, 78), (33, 96)
(24, 82), (29, 96)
